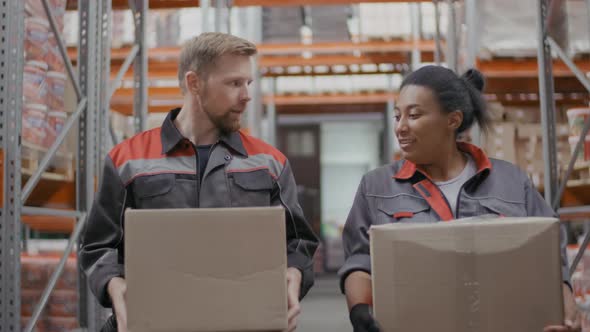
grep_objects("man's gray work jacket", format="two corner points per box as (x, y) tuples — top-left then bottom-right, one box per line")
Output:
(338, 142), (569, 291)
(79, 108), (318, 307)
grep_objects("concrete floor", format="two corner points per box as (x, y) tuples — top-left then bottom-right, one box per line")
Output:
(297, 274), (352, 332)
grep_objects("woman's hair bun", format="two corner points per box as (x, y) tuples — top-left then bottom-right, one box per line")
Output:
(461, 69), (485, 92)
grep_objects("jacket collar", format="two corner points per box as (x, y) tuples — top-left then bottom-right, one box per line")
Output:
(160, 108), (247, 156)
(393, 142), (492, 180)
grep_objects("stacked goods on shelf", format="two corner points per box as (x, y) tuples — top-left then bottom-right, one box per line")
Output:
(22, 0), (73, 181)
(513, 120), (570, 188)
(483, 103), (572, 188)
(308, 6), (350, 42)
(178, 8), (204, 42)
(567, 245), (590, 331)
(154, 10), (181, 47)
(359, 2), (448, 41)
(482, 102), (513, 161)
(262, 7), (303, 43)
(25, 0), (66, 31)
(475, 0), (589, 59)
(110, 111), (133, 142)
(69, 8), (187, 48)
(46, 32), (65, 73)
(21, 253), (79, 332)
(111, 10), (135, 48)
(111, 8), (179, 49)
(565, 108), (590, 186)
(484, 122), (517, 163)
(360, 3), (413, 40)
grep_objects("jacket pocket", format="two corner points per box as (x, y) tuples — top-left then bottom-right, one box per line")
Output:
(229, 169), (274, 207)
(477, 197), (527, 217)
(132, 173), (177, 209)
(373, 194), (431, 224)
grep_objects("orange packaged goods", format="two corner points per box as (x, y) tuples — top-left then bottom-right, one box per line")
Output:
(46, 316), (78, 332)
(48, 290), (77, 317)
(21, 289), (43, 317)
(45, 111), (67, 148)
(46, 33), (65, 72)
(22, 104), (48, 146)
(24, 17), (49, 62)
(21, 316), (48, 332)
(21, 255), (48, 289)
(55, 256), (77, 290)
(46, 72), (66, 110)
(23, 60), (48, 105)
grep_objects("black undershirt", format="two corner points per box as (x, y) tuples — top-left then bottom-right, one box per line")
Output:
(196, 144), (213, 180)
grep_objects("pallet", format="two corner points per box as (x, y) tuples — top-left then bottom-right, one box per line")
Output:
(567, 179), (590, 188)
(574, 161), (590, 171)
(566, 161), (590, 187)
(21, 142), (74, 182)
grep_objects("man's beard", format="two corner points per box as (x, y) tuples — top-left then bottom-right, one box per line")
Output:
(206, 109), (241, 135)
(198, 88), (241, 134)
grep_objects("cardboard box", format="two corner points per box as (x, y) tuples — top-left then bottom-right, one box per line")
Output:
(484, 122), (516, 163)
(370, 217), (564, 332)
(125, 207), (288, 332)
(486, 102), (505, 122)
(504, 107), (542, 124)
(514, 125), (571, 187)
(515, 123), (570, 139)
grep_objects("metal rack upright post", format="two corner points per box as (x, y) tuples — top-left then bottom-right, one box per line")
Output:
(0, 0), (149, 330)
(537, 0), (590, 286)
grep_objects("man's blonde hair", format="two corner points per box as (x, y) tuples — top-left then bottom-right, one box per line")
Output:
(178, 32), (257, 92)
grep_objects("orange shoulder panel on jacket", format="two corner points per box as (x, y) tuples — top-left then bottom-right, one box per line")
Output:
(239, 130), (287, 166)
(108, 128), (164, 168)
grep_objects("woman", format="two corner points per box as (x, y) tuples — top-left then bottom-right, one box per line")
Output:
(338, 65), (580, 332)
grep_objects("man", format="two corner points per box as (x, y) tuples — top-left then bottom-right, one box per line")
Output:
(79, 32), (318, 332)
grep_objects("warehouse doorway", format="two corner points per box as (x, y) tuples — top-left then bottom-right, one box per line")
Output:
(277, 124), (323, 272)
(277, 124), (322, 237)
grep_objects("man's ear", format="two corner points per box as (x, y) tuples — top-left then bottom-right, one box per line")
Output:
(185, 71), (201, 95)
(448, 110), (464, 132)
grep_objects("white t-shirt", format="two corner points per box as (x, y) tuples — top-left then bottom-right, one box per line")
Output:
(435, 154), (477, 217)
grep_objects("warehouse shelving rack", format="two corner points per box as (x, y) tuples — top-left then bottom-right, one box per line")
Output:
(1, 0), (454, 329)
(536, 0), (590, 286)
(5, 0), (590, 330)
(0, 0), (152, 329)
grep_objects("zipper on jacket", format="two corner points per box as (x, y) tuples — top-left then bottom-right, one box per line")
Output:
(195, 141), (219, 208)
(192, 143), (200, 207)
(455, 184), (465, 218)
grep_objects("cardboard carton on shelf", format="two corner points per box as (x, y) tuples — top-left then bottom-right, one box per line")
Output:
(483, 122), (516, 164)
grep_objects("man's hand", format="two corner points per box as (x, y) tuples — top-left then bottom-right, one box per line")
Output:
(349, 303), (381, 332)
(107, 277), (128, 332)
(285, 267), (302, 332)
(544, 284), (581, 332)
